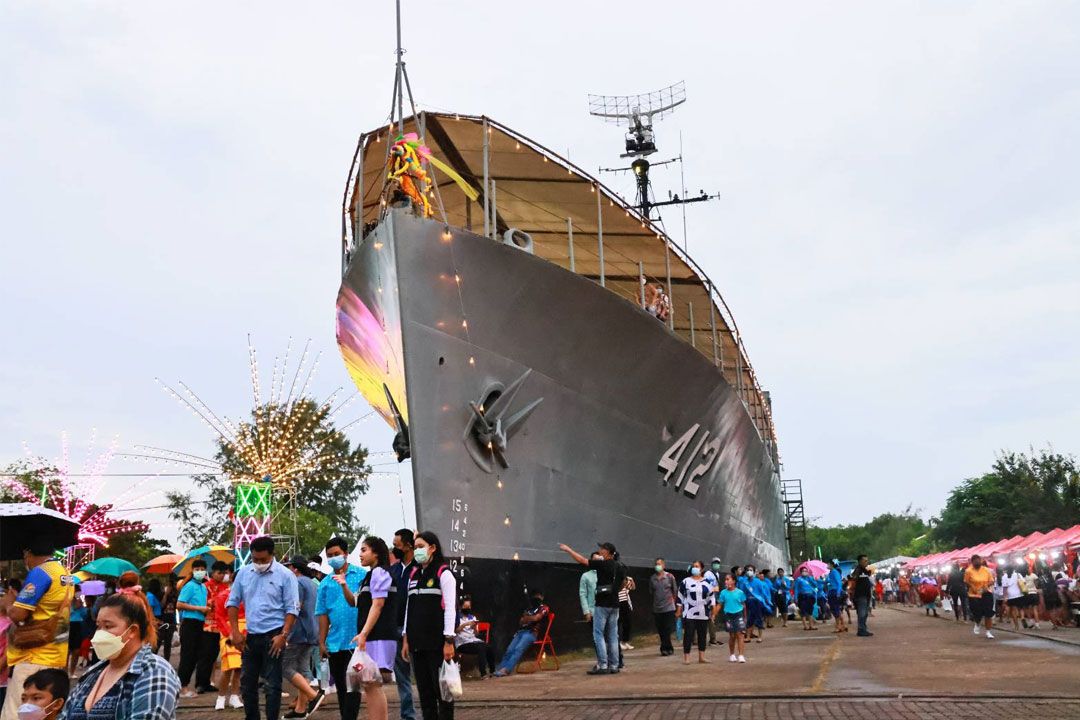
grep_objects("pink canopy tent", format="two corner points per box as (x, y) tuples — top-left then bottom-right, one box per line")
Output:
(1055, 524), (1080, 547)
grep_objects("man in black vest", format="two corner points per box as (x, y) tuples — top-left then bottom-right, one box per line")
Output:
(389, 529), (417, 720)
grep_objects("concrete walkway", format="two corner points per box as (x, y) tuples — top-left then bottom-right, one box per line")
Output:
(176, 605), (1080, 718)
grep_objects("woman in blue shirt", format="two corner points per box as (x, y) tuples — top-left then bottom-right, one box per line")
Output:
(794, 568), (818, 631)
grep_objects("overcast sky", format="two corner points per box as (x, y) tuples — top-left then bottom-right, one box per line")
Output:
(2, 2), (1078, 550)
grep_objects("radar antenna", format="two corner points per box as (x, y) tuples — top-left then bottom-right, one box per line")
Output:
(588, 81), (717, 226)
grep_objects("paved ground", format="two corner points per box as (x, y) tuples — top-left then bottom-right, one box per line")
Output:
(176, 605), (1080, 718)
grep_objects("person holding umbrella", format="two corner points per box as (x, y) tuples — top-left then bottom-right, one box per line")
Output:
(0, 538), (73, 720)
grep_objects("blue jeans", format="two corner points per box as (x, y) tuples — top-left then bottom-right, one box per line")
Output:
(592, 606), (620, 669)
(395, 632), (415, 720)
(495, 629), (536, 675)
(240, 629), (283, 720)
(855, 597), (870, 633)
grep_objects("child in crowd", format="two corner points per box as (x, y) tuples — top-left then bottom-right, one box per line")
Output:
(718, 575), (748, 663)
(18, 668), (69, 720)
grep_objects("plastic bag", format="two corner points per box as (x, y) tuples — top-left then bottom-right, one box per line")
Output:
(318, 658), (330, 687)
(941, 597), (953, 613)
(345, 648), (381, 692)
(439, 660), (463, 702)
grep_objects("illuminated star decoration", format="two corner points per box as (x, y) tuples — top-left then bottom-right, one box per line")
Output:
(138, 336), (377, 489)
(4, 430), (152, 546)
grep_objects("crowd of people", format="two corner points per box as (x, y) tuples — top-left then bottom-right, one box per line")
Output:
(564, 546), (882, 672)
(0, 529), (467, 720)
(875, 553), (1080, 636)
(2, 530), (1078, 720)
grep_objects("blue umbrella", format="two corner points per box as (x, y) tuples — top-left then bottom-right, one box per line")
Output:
(81, 557), (140, 577)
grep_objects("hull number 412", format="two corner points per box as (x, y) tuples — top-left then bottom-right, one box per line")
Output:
(658, 424), (721, 498)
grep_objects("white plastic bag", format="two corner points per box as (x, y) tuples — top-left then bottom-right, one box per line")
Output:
(439, 660), (463, 702)
(941, 597), (953, 613)
(345, 648), (381, 692)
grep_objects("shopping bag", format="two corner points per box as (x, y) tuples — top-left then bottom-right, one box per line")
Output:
(941, 597), (952, 613)
(439, 660), (463, 702)
(345, 648), (381, 692)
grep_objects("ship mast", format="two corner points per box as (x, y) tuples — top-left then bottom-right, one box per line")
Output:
(589, 82), (718, 239)
(394, 0), (405, 136)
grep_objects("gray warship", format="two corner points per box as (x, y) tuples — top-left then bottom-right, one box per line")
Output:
(334, 16), (788, 645)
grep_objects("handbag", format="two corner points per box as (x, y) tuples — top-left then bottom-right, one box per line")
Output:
(9, 614), (61, 650)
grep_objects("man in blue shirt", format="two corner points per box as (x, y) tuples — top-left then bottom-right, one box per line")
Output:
(227, 536), (300, 720)
(176, 559), (210, 698)
(773, 568), (793, 627)
(316, 537), (366, 720)
(825, 559), (848, 633)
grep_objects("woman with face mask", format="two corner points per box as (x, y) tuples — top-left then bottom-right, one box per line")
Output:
(401, 531), (456, 720)
(61, 590), (180, 719)
(676, 561), (713, 665)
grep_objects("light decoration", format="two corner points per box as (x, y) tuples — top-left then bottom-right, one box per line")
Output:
(3, 430), (154, 555)
(128, 337), (374, 562)
(233, 482), (273, 565)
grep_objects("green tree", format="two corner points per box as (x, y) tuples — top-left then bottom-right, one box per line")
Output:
(932, 448), (1080, 547)
(167, 398), (371, 552)
(0, 460), (55, 504)
(807, 508), (931, 561)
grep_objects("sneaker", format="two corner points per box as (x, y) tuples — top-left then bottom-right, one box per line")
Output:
(729, 654), (738, 663)
(737, 655), (746, 663)
(985, 631), (994, 639)
(608, 667), (621, 674)
(214, 697), (226, 711)
(973, 624), (981, 635)
(283, 712), (306, 719)
(624, 643), (634, 650)
(305, 689), (326, 715)
(586, 665), (608, 675)
(229, 695), (243, 709)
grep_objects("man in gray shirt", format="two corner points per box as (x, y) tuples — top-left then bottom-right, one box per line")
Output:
(283, 555), (325, 719)
(650, 557), (678, 656)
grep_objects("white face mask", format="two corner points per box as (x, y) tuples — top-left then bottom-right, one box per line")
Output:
(91, 625), (132, 661)
(222, 573), (230, 583)
(252, 561), (272, 573)
(17, 701), (59, 720)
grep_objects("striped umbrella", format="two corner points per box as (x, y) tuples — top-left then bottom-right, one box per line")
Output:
(172, 545), (236, 578)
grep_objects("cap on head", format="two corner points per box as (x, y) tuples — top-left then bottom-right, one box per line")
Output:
(284, 555), (310, 575)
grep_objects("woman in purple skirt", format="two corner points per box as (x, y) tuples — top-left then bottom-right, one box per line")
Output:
(354, 536), (399, 720)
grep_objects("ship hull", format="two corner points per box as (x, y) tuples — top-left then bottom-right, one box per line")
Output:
(337, 208), (787, 648)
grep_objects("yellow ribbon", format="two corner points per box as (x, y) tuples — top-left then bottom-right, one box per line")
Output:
(427, 155), (480, 202)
